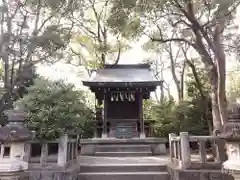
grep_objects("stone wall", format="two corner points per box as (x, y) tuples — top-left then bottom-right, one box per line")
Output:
(168, 165), (234, 180)
(27, 166), (80, 180)
(28, 171), (78, 180)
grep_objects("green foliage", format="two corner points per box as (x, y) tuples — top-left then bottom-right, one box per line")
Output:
(185, 64), (210, 100)
(150, 98), (180, 137)
(145, 99), (209, 137)
(15, 78), (94, 140)
(144, 67), (211, 137)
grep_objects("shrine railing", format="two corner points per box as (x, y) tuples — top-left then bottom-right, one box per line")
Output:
(169, 132), (223, 169)
(27, 135), (78, 168)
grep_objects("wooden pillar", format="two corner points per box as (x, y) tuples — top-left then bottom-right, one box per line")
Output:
(94, 99), (98, 138)
(102, 89), (108, 138)
(139, 89), (145, 138)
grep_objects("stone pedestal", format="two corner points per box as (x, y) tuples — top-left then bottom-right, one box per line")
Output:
(221, 102), (240, 180)
(0, 109), (34, 179)
(223, 142), (240, 180)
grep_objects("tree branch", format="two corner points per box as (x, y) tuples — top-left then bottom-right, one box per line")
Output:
(151, 37), (197, 49)
(114, 39), (121, 65)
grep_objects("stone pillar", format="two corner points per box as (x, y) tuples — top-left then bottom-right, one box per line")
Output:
(221, 103), (240, 180)
(0, 144), (4, 158)
(139, 90), (145, 138)
(198, 140), (207, 163)
(23, 143), (31, 162)
(102, 90), (108, 138)
(71, 143), (75, 160)
(169, 133), (176, 161)
(40, 143), (48, 166)
(58, 134), (68, 167)
(180, 132), (191, 169)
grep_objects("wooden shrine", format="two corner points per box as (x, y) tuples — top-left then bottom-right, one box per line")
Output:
(82, 64), (162, 139)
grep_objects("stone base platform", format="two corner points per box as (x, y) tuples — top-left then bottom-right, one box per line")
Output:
(168, 164), (234, 180)
(80, 137), (167, 156)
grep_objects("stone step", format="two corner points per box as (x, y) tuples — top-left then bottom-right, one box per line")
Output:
(79, 172), (169, 180)
(80, 164), (167, 173)
(95, 151), (152, 157)
(96, 144), (151, 152)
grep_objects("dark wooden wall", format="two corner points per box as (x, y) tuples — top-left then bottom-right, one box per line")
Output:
(106, 93), (140, 119)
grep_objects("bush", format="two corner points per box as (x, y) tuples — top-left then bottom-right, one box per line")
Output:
(15, 78), (94, 140)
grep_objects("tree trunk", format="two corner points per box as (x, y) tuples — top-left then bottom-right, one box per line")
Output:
(209, 68), (227, 161)
(179, 61), (186, 101)
(160, 83), (164, 104)
(210, 68), (222, 133)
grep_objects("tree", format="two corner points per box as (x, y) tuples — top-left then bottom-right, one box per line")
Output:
(107, 0), (240, 133)
(143, 38), (187, 102)
(15, 78), (94, 140)
(69, 0), (131, 72)
(0, 0), (74, 116)
(185, 63), (213, 133)
(144, 70), (211, 137)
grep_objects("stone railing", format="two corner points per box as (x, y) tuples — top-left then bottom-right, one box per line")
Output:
(28, 135), (78, 168)
(169, 132), (222, 169)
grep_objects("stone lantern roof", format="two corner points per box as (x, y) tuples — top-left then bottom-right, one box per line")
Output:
(0, 109), (32, 142)
(221, 102), (240, 141)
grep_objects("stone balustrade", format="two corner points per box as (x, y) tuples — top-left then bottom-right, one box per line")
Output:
(28, 134), (78, 168)
(169, 132), (222, 169)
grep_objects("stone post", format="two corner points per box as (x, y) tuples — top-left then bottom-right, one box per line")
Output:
(58, 134), (68, 168)
(40, 143), (48, 166)
(198, 140), (207, 163)
(180, 132), (191, 169)
(221, 102), (240, 180)
(0, 144), (4, 158)
(23, 143), (31, 162)
(71, 143), (75, 160)
(169, 133), (176, 161)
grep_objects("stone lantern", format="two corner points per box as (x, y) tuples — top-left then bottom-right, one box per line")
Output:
(221, 102), (240, 180)
(0, 109), (35, 174)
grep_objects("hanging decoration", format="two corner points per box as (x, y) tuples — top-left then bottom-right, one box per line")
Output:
(110, 91), (136, 102)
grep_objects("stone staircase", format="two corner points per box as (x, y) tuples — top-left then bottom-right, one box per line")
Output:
(78, 156), (170, 180)
(94, 144), (153, 157)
